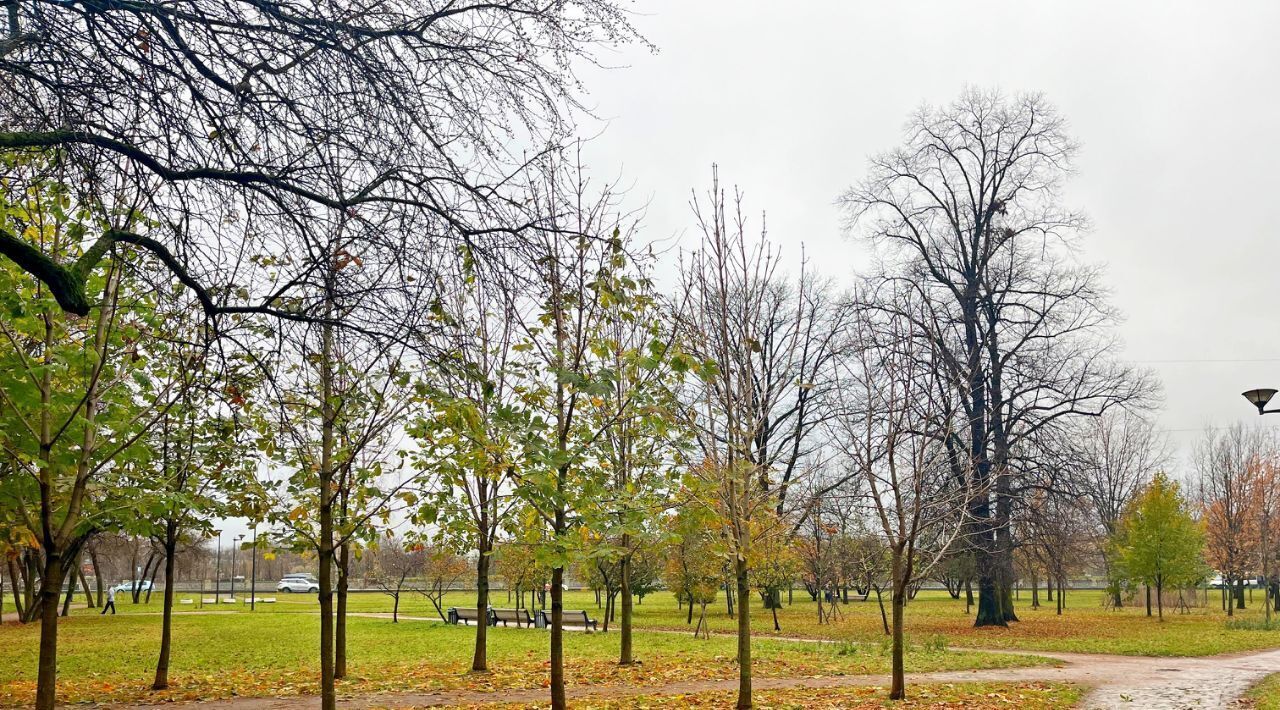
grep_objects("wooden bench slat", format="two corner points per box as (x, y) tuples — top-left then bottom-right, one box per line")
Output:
(489, 608), (534, 627)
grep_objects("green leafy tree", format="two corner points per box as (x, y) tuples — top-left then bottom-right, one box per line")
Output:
(409, 269), (530, 671)
(1114, 472), (1207, 620)
(118, 331), (257, 691)
(662, 500), (724, 636)
(0, 155), (185, 709)
(510, 158), (671, 709)
(252, 240), (418, 709)
(581, 257), (684, 664)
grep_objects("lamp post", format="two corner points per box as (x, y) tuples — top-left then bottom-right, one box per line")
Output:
(231, 534), (245, 602)
(213, 530), (222, 604)
(1242, 388), (1280, 619)
(1243, 389), (1280, 415)
(250, 527), (258, 611)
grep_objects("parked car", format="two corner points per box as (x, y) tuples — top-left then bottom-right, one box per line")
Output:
(110, 580), (153, 594)
(277, 574), (319, 593)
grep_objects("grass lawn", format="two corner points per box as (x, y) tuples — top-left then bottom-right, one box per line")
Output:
(477, 682), (1084, 709)
(90, 585), (1280, 655)
(0, 610), (1051, 706)
(1246, 673), (1280, 710)
(10, 583), (1277, 706)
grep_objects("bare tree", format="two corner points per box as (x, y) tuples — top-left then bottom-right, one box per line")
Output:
(1073, 411), (1167, 607)
(842, 89), (1151, 627)
(1, 0), (644, 335)
(369, 541), (425, 623)
(1197, 424), (1269, 614)
(676, 166), (812, 709)
(831, 293), (969, 700)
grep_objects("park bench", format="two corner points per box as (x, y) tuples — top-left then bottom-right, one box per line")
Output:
(179, 599), (194, 605)
(490, 608), (535, 627)
(447, 607), (487, 625)
(243, 597), (277, 604)
(535, 609), (598, 631)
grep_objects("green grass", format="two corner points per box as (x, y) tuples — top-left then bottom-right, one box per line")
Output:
(0, 609), (1052, 706)
(11, 583), (1278, 705)
(76, 586), (1280, 656)
(1247, 673), (1280, 710)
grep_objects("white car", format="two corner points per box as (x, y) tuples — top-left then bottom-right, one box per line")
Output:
(110, 580), (153, 594)
(277, 574), (319, 593)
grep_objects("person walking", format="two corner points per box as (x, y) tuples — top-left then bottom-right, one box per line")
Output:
(101, 585), (116, 615)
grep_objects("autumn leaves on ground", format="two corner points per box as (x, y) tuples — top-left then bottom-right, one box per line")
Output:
(2, 588), (1277, 707)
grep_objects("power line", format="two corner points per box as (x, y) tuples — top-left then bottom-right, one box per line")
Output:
(1131, 358), (1280, 363)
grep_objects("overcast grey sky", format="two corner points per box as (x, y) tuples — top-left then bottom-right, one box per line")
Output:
(217, 1), (1278, 541)
(575, 0), (1280, 471)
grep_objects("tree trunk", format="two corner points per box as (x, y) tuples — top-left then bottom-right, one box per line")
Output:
(316, 304), (337, 710)
(89, 550), (104, 607)
(734, 555), (752, 710)
(78, 568), (94, 609)
(335, 542), (349, 680)
(145, 559), (160, 604)
(35, 553), (66, 710)
(620, 550), (634, 665)
(6, 558), (24, 619)
(687, 592), (694, 624)
(1156, 578), (1164, 621)
(1145, 585), (1152, 617)
(318, 513), (336, 710)
(550, 565), (566, 710)
(60, 552), (78, 617)
(889, 567), (907, 700)
(23, 552), (42, 623)
(974, 553), (1006, 626)
(472, 546), (489, 672)
(153, 530), (178, 689)
(875, 585), (889, 634)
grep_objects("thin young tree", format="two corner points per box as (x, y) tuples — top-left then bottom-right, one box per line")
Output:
(510, 154), (663, 710)
(410, 263), (528, 671)
(676, 167), (811, 709)
(832, 295), (969, 700)
(1075, 411), (1167, 608)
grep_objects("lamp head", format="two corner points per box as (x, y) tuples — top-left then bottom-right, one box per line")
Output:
(1242, 388), (1278, 414)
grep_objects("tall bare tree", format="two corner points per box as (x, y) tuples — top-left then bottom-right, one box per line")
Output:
(842, 89), (1150, 626)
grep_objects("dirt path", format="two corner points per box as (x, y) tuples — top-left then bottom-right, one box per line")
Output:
(106, 646), (1280, 709)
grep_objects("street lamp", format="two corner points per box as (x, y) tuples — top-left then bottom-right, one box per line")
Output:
(1243, 388), (1280, 415)
(250, 527), (259, 611)
(213, 530), (222, 604)
(231, 534), (245, 602)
